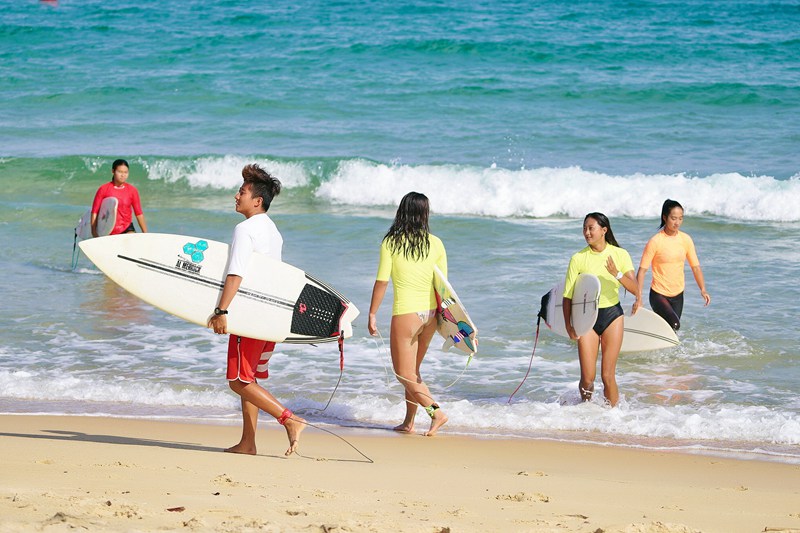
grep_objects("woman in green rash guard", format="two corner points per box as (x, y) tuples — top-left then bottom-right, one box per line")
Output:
(563, 212), (638, 407)
(367, 192), (449, 436)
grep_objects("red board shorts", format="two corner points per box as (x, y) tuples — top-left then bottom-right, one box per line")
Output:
(227, 335), (276, 383)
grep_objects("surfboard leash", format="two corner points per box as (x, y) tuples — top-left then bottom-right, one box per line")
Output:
(507, 314), (542, 404)
(299, 333), (346, 415)
(290, 417), (374, 464)
(373, 328), (440, 410)
(441, 355), (472, 390)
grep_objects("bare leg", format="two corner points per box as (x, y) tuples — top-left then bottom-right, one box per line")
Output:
(599, 317), (624, 407)
(225, 394), (259, 455)
(394, 390), (418, 433)
(424, 406), (448, 437)
(390, 311), (447, 436)
(577, 331), (600, 402)
(417, 317), (448, 436)
(229, 380), (306, 456)
(281, 415), (306, 457)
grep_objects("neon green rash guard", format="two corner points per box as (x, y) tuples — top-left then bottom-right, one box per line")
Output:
(563, 244), (634, 309)
(376, 234), (447, 316)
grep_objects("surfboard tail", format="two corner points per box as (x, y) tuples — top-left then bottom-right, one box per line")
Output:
(538, 290), (552, 328)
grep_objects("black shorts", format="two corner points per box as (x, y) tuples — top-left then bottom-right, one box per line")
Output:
(122, 223), (136, 233)
(593, 303), (624, 336)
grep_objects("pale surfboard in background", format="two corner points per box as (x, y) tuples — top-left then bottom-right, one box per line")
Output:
(620, 307), (679, 353)
(75, 196), (118, 240)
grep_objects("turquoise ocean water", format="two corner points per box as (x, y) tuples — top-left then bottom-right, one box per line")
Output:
(1, 0), (799, 461)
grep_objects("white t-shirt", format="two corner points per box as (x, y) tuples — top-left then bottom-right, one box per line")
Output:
(225, 213), (283, 277)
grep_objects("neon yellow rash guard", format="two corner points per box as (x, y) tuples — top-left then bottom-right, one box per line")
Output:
(376, 234), (447, 316)
(563, 244), (634, 309)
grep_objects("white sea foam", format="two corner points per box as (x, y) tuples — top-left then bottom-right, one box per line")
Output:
(115, 154), (800, 222)
(0, 370), (234, 409)
(5, 361), (798, 453)
(141, 155), (312, 189)
(317, 160), (800, 221)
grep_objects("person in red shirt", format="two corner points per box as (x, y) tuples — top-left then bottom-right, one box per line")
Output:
(90, 159), (148, 237)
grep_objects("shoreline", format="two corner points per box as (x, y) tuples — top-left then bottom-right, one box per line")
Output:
(3, 408), (799, 466)
(2, 414), (798, 532)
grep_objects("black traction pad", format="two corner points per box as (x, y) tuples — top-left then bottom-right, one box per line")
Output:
(290, 284), (346, 338)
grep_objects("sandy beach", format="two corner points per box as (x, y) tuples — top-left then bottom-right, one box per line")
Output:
(1, 415), (798, 532)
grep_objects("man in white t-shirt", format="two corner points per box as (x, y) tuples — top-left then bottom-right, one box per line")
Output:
(207, 164), (306, 457)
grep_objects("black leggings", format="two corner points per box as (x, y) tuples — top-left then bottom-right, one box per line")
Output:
(649, 290), (684, 331)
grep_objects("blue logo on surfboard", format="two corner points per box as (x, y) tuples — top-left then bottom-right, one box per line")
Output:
(182, 240), (208, 263)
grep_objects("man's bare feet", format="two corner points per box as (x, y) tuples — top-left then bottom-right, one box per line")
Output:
(393, 422), (414, 433)
(283, 415), (306, 456)
(224, 442), (256, 455)
(424, 410), (448, 436)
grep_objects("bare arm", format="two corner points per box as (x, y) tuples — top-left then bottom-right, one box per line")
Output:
(90, 213), (99, 238)
(135, 213), (148, 233)
(691, 265), (711, 306)
(562, 297), (577, 339)
(619, 270), (638, 296)
(208, 274), (243, 334)
(605, 256), (638, 302)
(632, 266), (647, 314)
(368, 280), (389, 336)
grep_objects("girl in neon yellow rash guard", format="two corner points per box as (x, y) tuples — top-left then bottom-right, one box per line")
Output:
(368, 192), (449, 436)
(563, 212), (638, 407)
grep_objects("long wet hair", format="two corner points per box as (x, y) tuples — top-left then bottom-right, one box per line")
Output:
(659, 199), (683, 229)
(585, 212), (620, 248)
(383, 192), (431, 261)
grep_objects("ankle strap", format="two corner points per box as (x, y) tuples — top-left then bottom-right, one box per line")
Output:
(277, 408), (292, 425)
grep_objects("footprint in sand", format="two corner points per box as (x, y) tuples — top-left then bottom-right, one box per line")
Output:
(42, 512), (92, 529)
(620, 520), (702, 533)
(212, 474), (243, 487)
(495, 492), (550, 503)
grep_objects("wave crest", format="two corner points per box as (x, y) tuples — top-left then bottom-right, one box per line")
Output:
(317, 160), (800, 221)
(141, 155), (312, 189)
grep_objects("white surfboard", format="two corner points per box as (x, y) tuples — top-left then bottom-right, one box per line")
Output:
(540, 274), (601, 338)
(620, 307), (679, 353)
(433, 266), (477, 355)
(79, 233), (359, 344)
(75, 197), (118, 240)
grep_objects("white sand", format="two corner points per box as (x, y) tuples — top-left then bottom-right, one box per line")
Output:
(1, 415), (799, 532)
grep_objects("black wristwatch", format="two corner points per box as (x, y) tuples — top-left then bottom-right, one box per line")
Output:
(214, 307), (228, 316)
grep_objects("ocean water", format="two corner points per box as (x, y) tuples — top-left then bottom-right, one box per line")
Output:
(1, 0), (799, 462)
